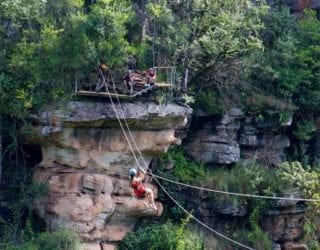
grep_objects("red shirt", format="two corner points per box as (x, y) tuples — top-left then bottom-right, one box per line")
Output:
(131, 180), (146, 197)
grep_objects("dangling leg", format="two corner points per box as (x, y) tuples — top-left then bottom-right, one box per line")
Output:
(145, 188), (156, 210)
(130, 81), (133, 96)
(132, 189), (136, 201)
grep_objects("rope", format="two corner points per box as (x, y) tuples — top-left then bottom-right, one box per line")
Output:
(106, 74), (254, 249)
(101, 72), (142, 169)
(152, 174), (320, 203)
(109, 74), (148, 170)
(154, 178), (254, 250)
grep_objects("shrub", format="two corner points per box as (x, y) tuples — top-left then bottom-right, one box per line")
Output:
(247, 201), (272, 250)
(303, 219), (320, 250)
(118, 218), (203, 250)
(292, 120), (316, 141)
(195, 91), (223, 115)
(1, 229), (80, 250)
(275, 161), (320, 208)
(201, 161), (274, 196)
(158, 148), (206, 183)
(37, 229), (80, 250)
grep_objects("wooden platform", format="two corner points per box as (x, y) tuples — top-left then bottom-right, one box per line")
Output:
(77, 90), (132, 99)
(154, 82), (173, 88)
(76, 85), (156, 98)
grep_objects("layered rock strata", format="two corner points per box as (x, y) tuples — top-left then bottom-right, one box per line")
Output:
(28, 101), (192, 242)
(185, 108), (291, 166)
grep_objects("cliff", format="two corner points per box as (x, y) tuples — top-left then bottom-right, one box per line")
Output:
(27, 101), (192, 247)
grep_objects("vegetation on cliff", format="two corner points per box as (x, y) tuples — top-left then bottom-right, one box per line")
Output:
(156, 148), (320, 248)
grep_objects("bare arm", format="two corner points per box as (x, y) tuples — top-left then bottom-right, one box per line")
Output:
(134, 173), (145, 182)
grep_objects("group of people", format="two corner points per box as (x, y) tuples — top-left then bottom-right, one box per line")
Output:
(122, 68), (156, 93)
(94, 58), (156, 94)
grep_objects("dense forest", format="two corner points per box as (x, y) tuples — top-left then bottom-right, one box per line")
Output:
(0, 0), (320, 249)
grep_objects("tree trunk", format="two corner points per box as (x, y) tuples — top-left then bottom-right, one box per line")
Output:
(182, 64), (189, 92)
(142, 18), (148, 44)
(181, 0), (192, 92)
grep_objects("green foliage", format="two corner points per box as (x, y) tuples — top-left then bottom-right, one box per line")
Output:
(195, 90), (223, 115)
(278, 111), (292, 125)
(246, 7), (298, 101)
(158, 148), (205, 183)
(275, 161), (320, 207)
(0, 164), (48, 247)
(303, 219), (320, 250)
(294, 10), (320, 114)
(118, 218), (203, 250)
(37, 229), (80, 250)
(247, 201), (272, 250)
(247, 8), (320, 115)
(188, 0), (268, 111)
(0, 0), (132, 116)
(293, 120), (316, 141)
(181, 93), (195, 105)
(202, 161), (274, 196)
(1, 229), (80, 250)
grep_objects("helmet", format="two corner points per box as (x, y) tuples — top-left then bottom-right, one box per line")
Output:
(129, 168), (137, 177)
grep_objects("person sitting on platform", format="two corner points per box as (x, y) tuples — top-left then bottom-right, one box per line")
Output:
(145, 68), (156, 87)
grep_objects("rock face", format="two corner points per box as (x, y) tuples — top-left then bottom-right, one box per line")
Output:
(34, 169), (162, 241)
(28, 101), (192, 243)
(185, 108), (243, 164)
(185, 109), (291, 165)
(261, 204), (307, 246)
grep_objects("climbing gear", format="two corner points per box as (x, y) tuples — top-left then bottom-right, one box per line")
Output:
(129, 168), (137, 177)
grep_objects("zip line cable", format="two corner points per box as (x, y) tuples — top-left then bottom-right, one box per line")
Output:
(105, 74), (254, 249)
(151, 174), (320, 203)
(153, 177), (254, 250)
(101, 71), (142, 168)
(109, 74), (147, 169)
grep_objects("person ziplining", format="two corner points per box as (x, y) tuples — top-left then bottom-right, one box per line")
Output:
(129, 167), (157, 211)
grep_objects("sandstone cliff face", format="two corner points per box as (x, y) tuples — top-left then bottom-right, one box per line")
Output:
(185, 109), (291, 166)
(28, 101), (192, 243)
